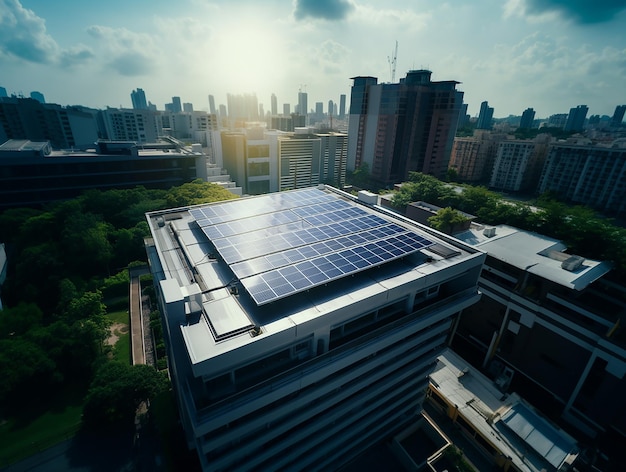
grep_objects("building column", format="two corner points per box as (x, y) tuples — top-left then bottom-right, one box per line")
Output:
(564, 350), (597, 415)
(483, 306), (510, 368)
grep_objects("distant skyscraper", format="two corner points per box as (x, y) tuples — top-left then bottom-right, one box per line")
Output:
(348, 69), (463, 185)
(183, 102), (193, 112)
(226, 93), (259, 123)
(298, 91), (308, 121)
(29, 91), (45, 104)
(564, 105), (588, 132)
(458, 103), (469, 127)
(271, 93), (278, 116)
(315, 102), (323, 121)
(0, 87), (7, 98)
(339, 94), (346, 119)
(208, 95), (216, 114)
(283, 103), (290, 115)
(611, 105), (626, 126)
(172, 96), (182, 113)
(547, 114), (568, 128)
(131, 88), (148, 110)
(328, 100), (334, 117)
(259, 103), (264, 118)
(476, 101), (494, 130)
(520, 108), (535, 129)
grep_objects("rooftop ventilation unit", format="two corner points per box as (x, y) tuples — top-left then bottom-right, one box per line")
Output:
(561, 255), (585, 272)
(483, 227), (496, 238)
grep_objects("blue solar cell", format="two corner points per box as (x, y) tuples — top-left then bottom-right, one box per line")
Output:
(290, 277), (311, 289)
(308, 272), (329, 284)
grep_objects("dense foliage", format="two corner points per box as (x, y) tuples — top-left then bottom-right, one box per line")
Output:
(392, 172), (626, 277)
(0, 181), (237, 418)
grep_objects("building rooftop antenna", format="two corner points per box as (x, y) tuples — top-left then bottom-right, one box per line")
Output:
(388, 40), (398, 83)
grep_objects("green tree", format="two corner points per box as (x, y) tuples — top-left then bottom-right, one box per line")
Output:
(0, 303), (43, 338)
(428, 207), (470, 234)
(82, 362), (169, 430)
(165, 179), (238, 208)
(347, 162), (371, 189)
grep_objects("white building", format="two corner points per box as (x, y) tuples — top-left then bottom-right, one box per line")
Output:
(101, 107), (162, 143)
(145, 186), (486, 471)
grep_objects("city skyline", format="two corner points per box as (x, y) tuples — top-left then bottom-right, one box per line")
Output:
(1, 0), (625, 118)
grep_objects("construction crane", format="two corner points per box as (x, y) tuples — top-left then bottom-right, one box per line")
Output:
(388, 41), (398, 83)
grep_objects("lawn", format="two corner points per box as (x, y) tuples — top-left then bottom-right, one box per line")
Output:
(106, 308), (131, 365)
(0, 395), (83, 467)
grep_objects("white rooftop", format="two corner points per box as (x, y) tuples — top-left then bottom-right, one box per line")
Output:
(430, 349), (579, 472)
(454, 224), (611, 291)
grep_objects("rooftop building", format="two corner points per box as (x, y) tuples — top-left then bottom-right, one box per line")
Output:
(429, 349), (580, 472)
(0, 138), (213, 208)
(144, 186), (486, 470)
(451, 224), (626, 447)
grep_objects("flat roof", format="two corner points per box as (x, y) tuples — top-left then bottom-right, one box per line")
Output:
(430, 349), (579, 472)
(454, 224), (611, 291)
(147, 186), (484, 371)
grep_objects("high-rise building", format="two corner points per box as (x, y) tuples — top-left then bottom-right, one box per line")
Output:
(208, 95), (216, 114)
(144, 185), (485, 471)
(339, 94), (346, 119)
(611, 105), (626, 127)
(0, 87), (7, 98)
(172, 96), (182, 113)
(519, 107), (535, 129)
(537, 142), (626, 215)
(328, 100), (334, 118)
(227, 93), (259, 124)
(131, 88), (148, 110)
(29, 91), (45, 104)
(298, 91), (308, 122)
(271, 93), (278, 116)
(283, 103), (290, 115)
(449, 131), (505, 183)
(489, 135), (550, 192)
(0, 96), (99, 149)
(183, 102), (194, 113)
(457, 103), (469, 128)
(101, 107), (162, 143)
(564, 105), (588, 132)
(476, 101), (494, 130)
(348, 70), (463, 185)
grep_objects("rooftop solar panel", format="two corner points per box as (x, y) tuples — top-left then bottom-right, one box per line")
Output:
(191, 188), (434, 305)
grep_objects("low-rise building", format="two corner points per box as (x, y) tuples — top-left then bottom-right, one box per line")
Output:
(451, 224), (626, 447)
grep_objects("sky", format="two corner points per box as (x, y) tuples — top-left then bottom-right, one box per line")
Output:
(1, 0), (625, 118)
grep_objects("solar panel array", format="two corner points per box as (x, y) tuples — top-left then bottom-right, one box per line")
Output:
(191, 188), (434, 305)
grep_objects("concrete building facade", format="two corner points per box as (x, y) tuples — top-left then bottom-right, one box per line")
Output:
(451, 224), (626, 447)
(144, 186), (485, 471)
(348, 70), (463, 186)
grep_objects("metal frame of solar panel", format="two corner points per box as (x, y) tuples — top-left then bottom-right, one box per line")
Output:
(191, 188), (434, 305)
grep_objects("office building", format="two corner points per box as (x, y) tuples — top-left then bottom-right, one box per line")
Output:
(0, 138), (210, 208)
(29, 91), (45, 104)
(611, 105), (626, 127)
(283, 103), (290, 116)
(298, 91), (308, 121)
(208, 95), (216, 115)
(0, 87), (7, 98)
(271, 94), (278, 116)
(537, 141), (626, 216)
(520, 108), (535, 129)
(457, 103), (469, 128)
(183, 103), (194, 113)
(564, 105), (588, 132)
(339, 94), (346, 119)
(476, 101), (494, 130)
(144, 185), (485, 471)
(172, 96), (182, 113)
(452, 224), (626, 445)
(428, 349), (580, 472)
(0, 97), (99, 149)
(348, 70), (463, 185)
(131, 88), (148, 110)
(217, 127), (347, 194)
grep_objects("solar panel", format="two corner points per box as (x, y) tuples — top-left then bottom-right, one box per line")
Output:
(190, 188), (434, 305)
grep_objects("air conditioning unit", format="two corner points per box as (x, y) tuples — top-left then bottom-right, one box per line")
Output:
(561, 255), (584, 272)
(483, 227), (497, 238)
